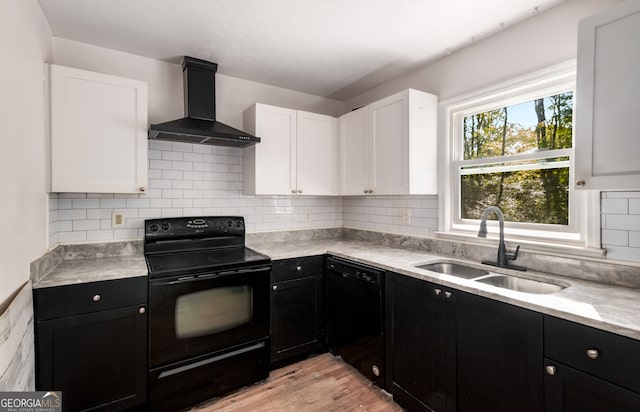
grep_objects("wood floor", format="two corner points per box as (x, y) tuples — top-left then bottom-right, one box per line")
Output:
(191, 353), (404, 412)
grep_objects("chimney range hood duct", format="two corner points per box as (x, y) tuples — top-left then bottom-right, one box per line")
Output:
(149, 56), (260, 147)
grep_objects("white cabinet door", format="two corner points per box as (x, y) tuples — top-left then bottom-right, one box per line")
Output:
(296, 110), (337, 195)
(338, 107), (370, 195)
(575, 1), (640, 190)
(50, 65), (147, 193)
(369, 91), (409, 194)
(243, 104), (296, 195)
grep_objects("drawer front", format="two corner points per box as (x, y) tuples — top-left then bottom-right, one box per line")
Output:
(34, 276), (148, 320)
(272, 255), (323, 282)
(544, 315), (640, 393)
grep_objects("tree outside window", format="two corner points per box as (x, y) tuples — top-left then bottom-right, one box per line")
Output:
(458, 92), (574, 226)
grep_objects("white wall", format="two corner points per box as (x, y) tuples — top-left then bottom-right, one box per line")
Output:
(343, 0), (622, 109)
(0, 1), (52, 304)
(52, 38), (345, 128)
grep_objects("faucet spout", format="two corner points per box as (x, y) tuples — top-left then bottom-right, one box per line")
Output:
(477, 206), (525, 271)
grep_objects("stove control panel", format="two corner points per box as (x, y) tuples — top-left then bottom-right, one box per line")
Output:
(144, 216), (245, 240)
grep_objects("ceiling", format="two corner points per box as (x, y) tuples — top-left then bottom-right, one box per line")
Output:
(38, 0), (565, 101)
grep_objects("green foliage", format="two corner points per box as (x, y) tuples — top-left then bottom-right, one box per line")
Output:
(461, 92), (573, 225)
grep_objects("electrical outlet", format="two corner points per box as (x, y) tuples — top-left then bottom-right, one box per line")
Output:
(304, 209), (312, 222)
(401, 209), (411, 225)
(112, 211), (125, 228)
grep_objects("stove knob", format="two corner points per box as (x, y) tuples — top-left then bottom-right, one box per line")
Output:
(236, 220), (242, 228)
(149, 224), (159, 232)
(161, 222), (171, 231)
(227, 220), (234, 228)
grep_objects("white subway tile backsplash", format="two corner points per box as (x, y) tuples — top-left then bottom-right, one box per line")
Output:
(606, 214), (640, 231)
(162, 151), (183, 161)
(172, 142), (194, 153)
(58, 209), (86, 221)
(629, 199), (640, 215)
(601, 198), (628, 214)
(601, 229), (628, 246)
(126, 198), (150, 208)
(100, 198), (126, 208)
(87, 230), (114, 241)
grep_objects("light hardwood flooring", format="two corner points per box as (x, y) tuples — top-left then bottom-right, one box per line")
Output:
(191, 353), (404, 412)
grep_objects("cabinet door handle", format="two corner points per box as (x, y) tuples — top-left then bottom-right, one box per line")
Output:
(291, 189), (296, 194)
(444, 291), (452, 299)
(298, 189), (303, 194)
(434, 288), (442, 296)
(364, 189), (368, 194)
(139, 186), (146, 192)
(139, 306), (146, 314)
(92, 294), (101, 302)
(586, 349), (599, 359)
(545, 365), (556, 376)
(272, 285), (278, 291)
(576, 180), (586, 187)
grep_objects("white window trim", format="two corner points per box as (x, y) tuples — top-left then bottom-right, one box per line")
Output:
(437, 60), (603, 257)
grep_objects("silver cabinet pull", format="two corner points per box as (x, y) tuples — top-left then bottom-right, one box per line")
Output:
(576, 180), (586, 187)
(139, 186), (146, 192)
(364, 189), (368, 194)
(291, 189), (296, 194)
(434, 288), (442, 296)
(139, 307), (146, 314)
(298, 189), (303, 194)
(545, 365), (556, 376)
(444, 291), (452, 299)
(92, 294), (101, 302)
(586, 349), (599, 359)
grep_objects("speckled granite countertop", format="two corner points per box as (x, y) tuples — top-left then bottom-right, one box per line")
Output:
(31, 241), (147, 289)
(248, 238), (640, 341)
(33, 255), (148, 289)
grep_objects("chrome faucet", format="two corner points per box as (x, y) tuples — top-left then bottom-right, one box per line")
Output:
(477, 206), (525, 271)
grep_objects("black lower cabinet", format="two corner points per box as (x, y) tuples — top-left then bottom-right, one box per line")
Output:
(454, 291), (543, 412)
(386, 272), (451, 412)
(270, 256), (323, 365)
(34, 277), (147, 412)
(544, 360), (640, 411)
(386, 272), (543, 412)
(544, 315), (640, 411)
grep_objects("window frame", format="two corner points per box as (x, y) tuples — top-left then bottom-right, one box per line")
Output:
(437, 60), (602, 253)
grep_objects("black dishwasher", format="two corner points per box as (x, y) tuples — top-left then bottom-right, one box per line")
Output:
(325, 256), (385, 388)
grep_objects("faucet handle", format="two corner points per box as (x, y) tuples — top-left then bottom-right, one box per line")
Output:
(506, 245), (520, 261)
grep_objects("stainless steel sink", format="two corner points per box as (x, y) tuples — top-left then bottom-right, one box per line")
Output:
(475, 274), (567, 294)
(415, 262), (490, 279)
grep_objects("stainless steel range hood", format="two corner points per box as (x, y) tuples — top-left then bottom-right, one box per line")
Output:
(149, 57), (260, 147)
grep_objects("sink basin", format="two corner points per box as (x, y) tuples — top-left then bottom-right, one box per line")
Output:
(475, 274), (567, 295)
(415, 262), (490, 280)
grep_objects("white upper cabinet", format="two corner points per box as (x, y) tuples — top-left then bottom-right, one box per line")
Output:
(575, 1), (640, 190)
(243, 103), (337, 195)
(50, 64), (148, 194)
(339, 89), (437, 195)
(339, 107), (370, 195)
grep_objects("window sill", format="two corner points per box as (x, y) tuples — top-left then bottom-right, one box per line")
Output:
(434, 230), (607, 260)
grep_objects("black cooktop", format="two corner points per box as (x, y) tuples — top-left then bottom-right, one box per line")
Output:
(146, 246), (270, 278)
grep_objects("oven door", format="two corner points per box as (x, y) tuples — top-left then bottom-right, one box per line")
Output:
(149, 264), (270, 368)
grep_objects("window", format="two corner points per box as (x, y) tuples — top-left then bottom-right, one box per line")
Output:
(439, 61), (600, 251)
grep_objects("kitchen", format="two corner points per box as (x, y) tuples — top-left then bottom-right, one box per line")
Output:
(2, 0), (640, 410)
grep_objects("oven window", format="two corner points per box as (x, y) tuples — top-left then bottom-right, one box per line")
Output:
(175, 286), (253, 338)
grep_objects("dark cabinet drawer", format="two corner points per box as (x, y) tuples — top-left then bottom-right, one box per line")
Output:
(272, 255), (322, 282)
(545, 315), (640, 393)
(34, 276), (147, 320)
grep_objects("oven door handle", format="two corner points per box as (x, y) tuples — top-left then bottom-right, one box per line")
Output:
(152, 266), (270, 285)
